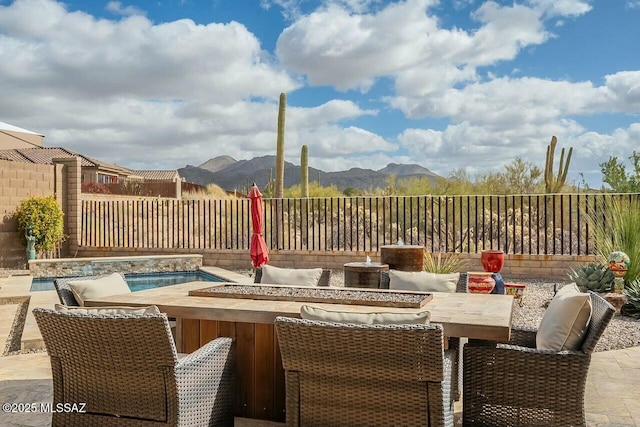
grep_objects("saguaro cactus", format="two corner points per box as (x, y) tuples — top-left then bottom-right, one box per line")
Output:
(275, 93), (286, 199)
(544, 135), (573, 193)
(300, 144), (309, 198)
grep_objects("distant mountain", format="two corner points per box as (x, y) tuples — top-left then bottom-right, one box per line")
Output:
(180, 155), (440, 192)
(199, 155), (236, 173)
(378, 163), (437, 177)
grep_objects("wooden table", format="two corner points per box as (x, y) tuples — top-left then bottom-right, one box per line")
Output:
(343, 262), (389, 288)
(87, 282), (514, 422)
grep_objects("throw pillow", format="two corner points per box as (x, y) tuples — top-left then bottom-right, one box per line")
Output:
(300, 305), (430, 325)
(67, 273), (131, 306)
(55, 304), (160, 315)
(260, 265), (323, 287)
(388, 270), (459, 293)
(536, 283), (592, 351)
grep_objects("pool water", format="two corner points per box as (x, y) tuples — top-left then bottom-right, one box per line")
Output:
(30, 270), (225, 292)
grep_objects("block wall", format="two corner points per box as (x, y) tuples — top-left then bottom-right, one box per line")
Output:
(74, 247), (597, 281)
(0, 160), (61, 268)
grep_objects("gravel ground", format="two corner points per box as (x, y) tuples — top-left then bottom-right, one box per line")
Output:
(241, 269), (640, 352)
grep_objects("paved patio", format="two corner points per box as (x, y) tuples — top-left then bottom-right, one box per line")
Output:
(1, 271), (639, 426)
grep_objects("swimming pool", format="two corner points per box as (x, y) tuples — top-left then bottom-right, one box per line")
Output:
(30, 270), (226, 292)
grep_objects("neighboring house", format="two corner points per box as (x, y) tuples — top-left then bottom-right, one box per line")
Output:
(0, 121), (44, 149)
(0, 147), (134, 184)
(132, 169), (183, 183)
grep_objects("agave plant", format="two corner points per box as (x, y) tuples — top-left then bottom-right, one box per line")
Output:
(622, 280), (640, 319)
(568, 262), (615, 293)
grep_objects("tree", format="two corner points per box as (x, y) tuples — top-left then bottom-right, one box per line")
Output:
(600, 151), (640, 192)
(503, 157), (543, 194)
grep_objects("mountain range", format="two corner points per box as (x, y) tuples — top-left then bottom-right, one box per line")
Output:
(178, 155), (440, 192)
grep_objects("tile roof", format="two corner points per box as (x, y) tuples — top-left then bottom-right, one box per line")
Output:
(132, 170), (181, 181)
(0, 147), (133, 175)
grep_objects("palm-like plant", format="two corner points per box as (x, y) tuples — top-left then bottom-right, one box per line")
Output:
(423, 251), (466, 274)
(584, 197), (640, 284)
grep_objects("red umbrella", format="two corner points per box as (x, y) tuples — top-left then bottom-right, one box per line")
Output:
(249, 184), (269, 268)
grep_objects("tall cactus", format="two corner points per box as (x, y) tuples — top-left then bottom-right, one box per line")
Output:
(274, 93), (286, 199)
(300, 144), (309, 246)
(544, 135), (573, 193)
(300, 144), (309, 198)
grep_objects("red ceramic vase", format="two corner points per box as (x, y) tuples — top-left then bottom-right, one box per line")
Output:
(468, 271), (496, 294)
(481, 250), (505, 273)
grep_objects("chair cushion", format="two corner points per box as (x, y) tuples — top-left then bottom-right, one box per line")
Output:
(260, 265), (323, 286)
(388, 270), (459, 293)
(536, 283), (592, 351)
(55, 304), (160, 315)
(67, 273), (131, 306)
(300, 305), (430, 325)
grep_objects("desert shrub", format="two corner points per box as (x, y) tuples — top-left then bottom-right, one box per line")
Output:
(14, 195), (65, 252)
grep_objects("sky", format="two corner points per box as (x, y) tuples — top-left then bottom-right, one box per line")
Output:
(1, 0), (639, 189)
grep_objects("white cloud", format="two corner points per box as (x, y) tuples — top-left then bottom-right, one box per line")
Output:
(276, 0), (551, 92)
(106, 1), (145, 17)
(528, 0), (592, 17)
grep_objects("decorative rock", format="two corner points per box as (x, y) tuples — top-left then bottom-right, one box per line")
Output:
(603, 292), (628, 316)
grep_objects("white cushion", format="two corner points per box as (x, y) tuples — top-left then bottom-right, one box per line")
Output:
(67, 273), (131, 306)
(388, 270), (459, 293)
(536, 283), (592, 351)
(55, 304), (160, 315)
(300, 305), (430, 325)
(260, 265), (323, 287)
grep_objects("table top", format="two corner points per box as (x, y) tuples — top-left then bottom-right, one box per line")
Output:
(86, 281), (514, 341)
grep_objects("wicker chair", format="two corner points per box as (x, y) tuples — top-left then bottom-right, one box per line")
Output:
(463, 291), (615, 427)
(275, 316), (455, 427)
(380, 270), (468, 292)
(53, 272), (128, 306)
(33, 308), (235, 427)
(254, 267), (331, 287)
(380, 270), (468, 400)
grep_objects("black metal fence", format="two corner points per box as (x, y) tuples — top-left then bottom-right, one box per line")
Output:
(80, 193), (640, 255)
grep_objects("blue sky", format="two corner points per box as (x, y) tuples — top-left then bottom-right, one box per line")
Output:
(1, 0), (639, 188)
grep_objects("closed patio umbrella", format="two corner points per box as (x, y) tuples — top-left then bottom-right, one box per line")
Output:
(249, 184), (269, 268)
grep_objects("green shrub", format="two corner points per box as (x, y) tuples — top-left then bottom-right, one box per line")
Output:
(584, 198), (640, 284)
(14, 195), (65, 252)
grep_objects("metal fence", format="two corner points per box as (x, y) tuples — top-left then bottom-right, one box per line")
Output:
(80, 193), (640, 255)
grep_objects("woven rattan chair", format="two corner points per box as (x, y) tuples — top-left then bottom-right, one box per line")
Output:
(275, 316), (455, 427)
(380, 271), (468, 292)
(380, 270), (468, 399)
(463, 291), (615, 427)
(53, 272), (128, 306)
(254, 267), (331, 287)
(33, 308), (235, 427)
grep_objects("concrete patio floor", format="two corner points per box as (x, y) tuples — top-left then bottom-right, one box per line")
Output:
(1, 271), (639, 426)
